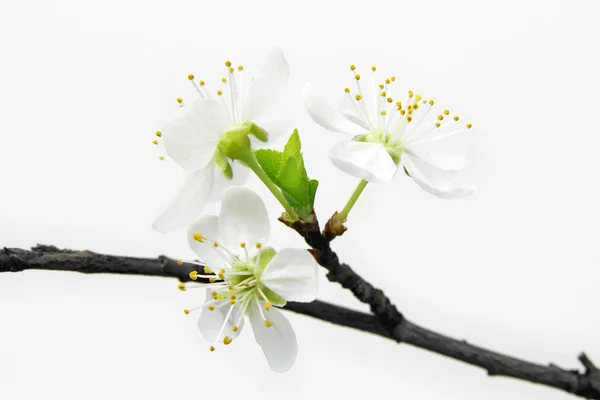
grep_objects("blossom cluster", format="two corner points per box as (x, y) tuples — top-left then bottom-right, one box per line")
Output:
(151, 48), (475, 372)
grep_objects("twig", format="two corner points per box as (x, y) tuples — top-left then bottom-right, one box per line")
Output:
(1, 245), (599, 398)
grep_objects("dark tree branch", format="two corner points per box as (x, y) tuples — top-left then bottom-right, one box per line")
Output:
(2, 245), (599, 398)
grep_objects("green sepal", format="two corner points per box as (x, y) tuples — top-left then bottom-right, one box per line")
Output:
(214, 146), (233, 180)
(253, 247), (277, 279)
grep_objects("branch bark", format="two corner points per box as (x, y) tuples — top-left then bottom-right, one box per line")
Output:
(2, 245), (599, 399)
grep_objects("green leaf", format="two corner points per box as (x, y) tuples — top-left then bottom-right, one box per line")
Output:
(277, 154), (309, 203)
(255, 149), (283, 182)
(308, 179), (319, 207)
(283, 129), (301, 159)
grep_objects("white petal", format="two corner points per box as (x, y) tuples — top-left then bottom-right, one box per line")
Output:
(209, 160), (249, 203)
(260, 249), (318, 302)
(403, 153), (476, 198)
(406, 148), (468, 171)
(218, 187), (270, 250)
(243, 48), (289, 121)
(249, 302), (297, 373)
(187, 215), (223, 267)
(152, 163), (215, 233)
(329, 140), (398, 182)
(197, 290), (244, 342)
(162, 98), (226, 173)
(303, 83), (367, 134)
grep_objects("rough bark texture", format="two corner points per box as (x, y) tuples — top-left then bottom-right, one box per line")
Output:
(2, 245), (599, 399)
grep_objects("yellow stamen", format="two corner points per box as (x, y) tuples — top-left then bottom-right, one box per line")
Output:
(381, 111), (387, 116)
(350, 64), (356, 71)
(408, 91), (414, 98)
(177, 260), (183, 266)
(204, 266), (212, 274)
(240, 242), (246, 248)
(231, 295), (237, 300)
(213, 242), (219, 247)
(355, 94), (362, 101)
(237, 65), (244, 71)
(199, 80), (205, 86)
(232, 326), (239, 332)
(466, 123), (473, 129)
(187, 74), (195, 80)
(391, 76), (396, 81)
(178, 283), (186, 292)
(229, 67), (234, 73)
(344, 87), (350, 93)
(176, 97), (183, 104)
(444, 109), (450, 115)
(378, 83), (384, 89)
(155, 131), (162, 137)
(158, 156), (165, 161)
(371, 65), (376, 71)
(225, 60), (232, 67)
(429, 99), (435, 106)
(152, 139), (158, 145)
(209, 278), (215, 283)
(208, 305), (215, 311)
(256, 242), (262, 249)
(354, 74), (361, 81)
(229, 298), (236, 305)
(435, 121), (441, 127)
(454, 116), (460, 121)
(265, 301), (272, 311)
(189, 271), (198, 280)
(264, 320), (273, 328)
(209, 346), (215, 352)
(183, 309), (190, 315)
(193, 232), (206, 243)
(211, 291), (217, 299)
(437, 115), (444, 121)
(228, 284), (234, 290)
(380, 91), (386, 97)
(221, 77), (227, 83)
(223, 336), (232, 345)
(385, 78), (391, 84)
(407, 115), (413, 122)
(217, 90), (223, 96)
(387, 97), (393, 103)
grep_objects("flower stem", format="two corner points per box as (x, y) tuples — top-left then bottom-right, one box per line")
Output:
(243, 153), (299, 221)
(338, 180), (369, 222)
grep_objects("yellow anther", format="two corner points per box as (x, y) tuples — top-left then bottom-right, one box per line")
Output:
(371, 65), (376, 71)
(209, 345), (215, 352)
(209, 277), (215, 283)
(350, 64), (356, 71)
(204, 266), (212, 274)
(211, 291), (217, 299)
(454, 116), (460, 121)
(229, 298), (236, 305)
(230, 295), (237, 300)
(429, 99), (435, 106)
(213, 242), (219, 247)
(355, 94), (362, 101)
(344, 87), (350, 93)
(387, 97), (393, 103)
(381, 111), (387, 116)
(199, 80), (205, 86)
(435, 121), (441, 128)
(396, 101), (402, 107)
(219, 268), (225, 275)
(256, 242), (262, 249)
(437, 115), (444, 121)
(228, 284), (234, 290)
(264, 320), (273, 328)
(408, 108), (413, 115)
(408, 104), (413, 110)
(265, 301), (272, 311)
(184, 309), (190, 315)
(229, 67), (234, 73)
(232, 326), (239, 332)
(178, 283), (186, 292)
(217, 90), (223, 96)
(391, 76), (396, 81)
(378, 83), (384, 89)
(152, 139), (158, 145)
(466, 123), (473, 129)
(155, 131), (163, 137)
(380, 91), (386, 97)
(177, 260), (183, 266)
(408, 91), (414, 98)
(223, 336), (232, 345)
(354, 74), (361, 81)
(407, 115), (413, 122)
(244, 281), (249, 287)
(187, 74), (195, 80)
(237, 65), (244, 71)
(193, 232), (206, 243)
(415, 94), (422, 103)
(385, 78), (391, 84)
(400, 109), (406, 115)
(189, 271), (198, 280)
(414, 103), (419, 110)
(444, 109), (450, 115)
(208, 305), (215, 311)
(240, 242), (246, 248)
(218, 274), (225, 280)
(177, 97), (183, 104)
(158, 156), (165, 161)
(221, 77), (227, 83)
(225, 60), (232, 67)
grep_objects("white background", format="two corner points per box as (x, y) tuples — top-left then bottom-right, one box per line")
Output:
(1, 0), (599, 399)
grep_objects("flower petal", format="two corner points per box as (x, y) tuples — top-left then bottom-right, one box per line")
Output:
(243, 48), (289, 121)
(208, 160), (249, 203)
(197, 290), (244, 343)
(187, 215), (223, 267)
(260, 249), (318, 302)
(152, 163), (215, 233)
(329, 140), (398, 182)
(303, 83), (367, 134)
(162, 98), (226, 173)
(218, 187), (270, 250)
(406, 148), (468, 171)
(402, 153), (476, 198)
(249, 302), (297, 373)
(339, 93), (371, 130)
